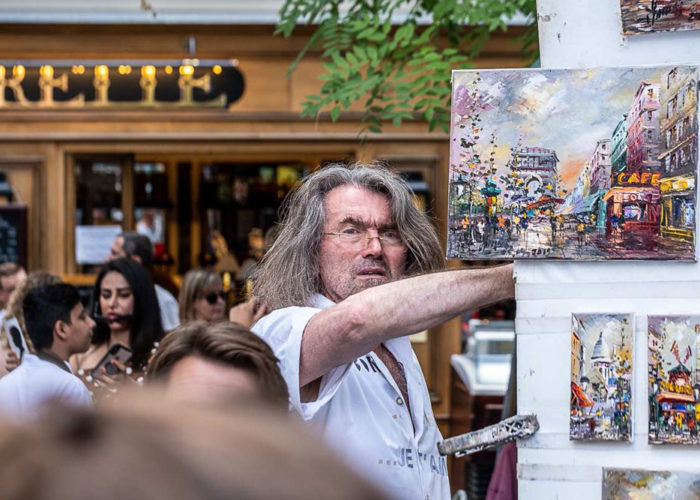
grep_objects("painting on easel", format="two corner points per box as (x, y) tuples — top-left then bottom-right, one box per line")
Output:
(448, 66), (697, 261)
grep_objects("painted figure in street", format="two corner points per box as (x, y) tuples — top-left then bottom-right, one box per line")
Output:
(448, 66), (697, 260)
(603, 468), (700, 499)
(570, 313), (633, 441)
(648, 315), (700, 445)
(620, 0), (700, 35)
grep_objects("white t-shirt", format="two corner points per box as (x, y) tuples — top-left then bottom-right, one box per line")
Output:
(155, 284), (180, 332)
(252, 294), (450, 500)
(0, 352), (92, 421)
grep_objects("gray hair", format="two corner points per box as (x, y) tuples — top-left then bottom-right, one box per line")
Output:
(120, 232), (154, 268)
(253, 163), (444, 310)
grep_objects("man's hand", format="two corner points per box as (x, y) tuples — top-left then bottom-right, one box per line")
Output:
(229, 298), (268, 329)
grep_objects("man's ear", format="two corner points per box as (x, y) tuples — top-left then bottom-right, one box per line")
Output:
(54, 320), (70, 342)
(130, 255), (143, 265)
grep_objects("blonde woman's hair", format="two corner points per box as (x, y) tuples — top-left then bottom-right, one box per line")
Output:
(178, 269), (223, 323)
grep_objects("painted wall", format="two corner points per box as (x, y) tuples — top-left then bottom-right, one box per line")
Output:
(517, 0), (700, 497)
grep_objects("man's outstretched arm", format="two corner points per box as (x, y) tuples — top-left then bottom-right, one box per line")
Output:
(299, 264), (514, 387)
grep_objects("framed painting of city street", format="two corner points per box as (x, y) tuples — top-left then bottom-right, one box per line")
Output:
(603, 468), (700, 499)
(620, 1), (700, 35)
(448, 66), (698, 261)
(648, 315), (700, 445)
(570, 313), (633, 442)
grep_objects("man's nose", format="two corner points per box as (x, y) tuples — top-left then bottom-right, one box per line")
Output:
(361, 234), (383, 257)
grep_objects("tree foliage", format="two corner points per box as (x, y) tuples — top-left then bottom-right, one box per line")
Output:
(276, 0), (538, 134)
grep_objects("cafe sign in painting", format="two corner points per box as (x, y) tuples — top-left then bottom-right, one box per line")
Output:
(0, 59), (244, 110)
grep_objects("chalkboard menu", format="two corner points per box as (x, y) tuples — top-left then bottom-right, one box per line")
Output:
(0, 205), (28, 268)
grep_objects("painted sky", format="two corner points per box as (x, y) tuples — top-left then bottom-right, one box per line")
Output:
(648, 315), (700, 372)
(450, 66), (693, 192)
(574, 313), (633, 369)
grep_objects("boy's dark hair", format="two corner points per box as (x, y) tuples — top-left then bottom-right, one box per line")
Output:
(22, 284), (81, 351)
(119, 232), (154, 268)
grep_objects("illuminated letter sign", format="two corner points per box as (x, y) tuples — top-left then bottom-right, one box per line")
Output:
(0, 60), (244, 110)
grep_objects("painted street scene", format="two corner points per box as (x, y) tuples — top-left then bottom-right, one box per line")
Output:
(621, 0), (700, 35)
(648, 315), (700, 445)
(447, 66), (697, 260)
(570, 314), (633, 442)
(603, 468), (700, 499)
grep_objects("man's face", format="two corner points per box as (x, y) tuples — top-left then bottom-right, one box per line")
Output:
(319, 185), (408, 303)
(64, 303), (96, 355)
(0, 269), (27, 306)
(107, 236), (127, 262)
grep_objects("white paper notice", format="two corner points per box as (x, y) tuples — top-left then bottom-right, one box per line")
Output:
(75, 225), (122, 264)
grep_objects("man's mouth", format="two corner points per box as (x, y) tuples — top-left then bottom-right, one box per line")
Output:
(356, 267), (387, 278)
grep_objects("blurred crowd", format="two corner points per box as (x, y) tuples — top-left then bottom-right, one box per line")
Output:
(0, 163), (516, 500)
(0, 231), (385, 500)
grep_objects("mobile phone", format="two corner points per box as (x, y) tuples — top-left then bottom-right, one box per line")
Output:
(90, 343), (133, 378)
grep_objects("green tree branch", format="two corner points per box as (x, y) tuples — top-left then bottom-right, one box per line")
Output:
(276, 0), (538, 134)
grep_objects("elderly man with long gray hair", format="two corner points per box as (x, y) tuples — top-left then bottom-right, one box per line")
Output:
(252, 163), (514, 500)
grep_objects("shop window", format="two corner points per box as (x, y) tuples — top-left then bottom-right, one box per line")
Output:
(672, 196), (695, 228)
(73, 157), (130, 272)
(133, 162), (172, 260)
(198, 162), (308, 290)
(622, 203), (643, 221)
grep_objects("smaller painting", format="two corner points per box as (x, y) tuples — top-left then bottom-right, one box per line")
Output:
(648, 315), (700, 445)
(603, 468), (700, 499)
(570, 313), (633, 441)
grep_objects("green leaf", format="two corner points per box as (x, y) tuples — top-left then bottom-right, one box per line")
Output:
(330, 106), (341, 121)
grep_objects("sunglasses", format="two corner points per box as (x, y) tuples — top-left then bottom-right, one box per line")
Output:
(203, 291), (227, 305)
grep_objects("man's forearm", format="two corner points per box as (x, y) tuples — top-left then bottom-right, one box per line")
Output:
(300, 264), (514, 386)
(344, 263), (514, 341)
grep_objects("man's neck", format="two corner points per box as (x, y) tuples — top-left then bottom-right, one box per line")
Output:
(40, 347), (68, 363)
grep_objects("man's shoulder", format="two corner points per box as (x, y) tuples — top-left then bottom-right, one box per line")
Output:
(252, 305), (322, 342)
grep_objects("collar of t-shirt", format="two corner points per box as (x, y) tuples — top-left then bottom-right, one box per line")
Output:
(33, 351), (73, 374)
(307, 294), (334, 309)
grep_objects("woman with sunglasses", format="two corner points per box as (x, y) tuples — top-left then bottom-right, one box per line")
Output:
(178, 269), (227, 323)
(71, 258), (164, 382)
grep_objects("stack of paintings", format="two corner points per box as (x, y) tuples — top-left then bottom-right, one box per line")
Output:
(603, 468), (700, 499)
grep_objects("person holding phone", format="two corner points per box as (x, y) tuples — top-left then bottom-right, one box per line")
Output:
(71, 258), (164, 387)
(178, 269), (228, 323)
(0, 283), (94, 420)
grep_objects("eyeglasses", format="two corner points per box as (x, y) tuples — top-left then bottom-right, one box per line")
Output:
(322, 228), (403, 247)
(203, 291), (227, 305)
